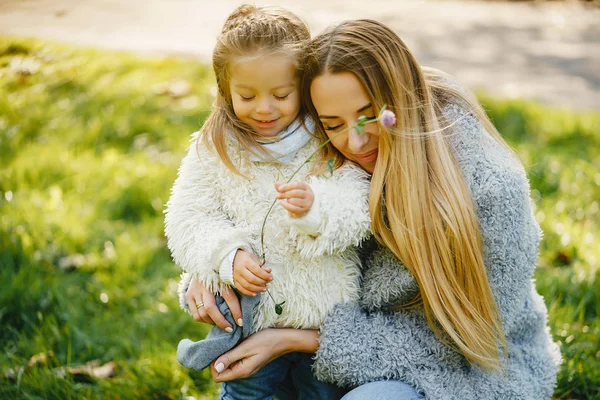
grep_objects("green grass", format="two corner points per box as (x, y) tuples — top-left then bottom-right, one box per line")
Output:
(0, 37), (598, 399)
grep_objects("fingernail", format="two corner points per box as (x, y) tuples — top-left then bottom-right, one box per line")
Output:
(215, 362), (225, 373)
(237, 318), (243, 327)
(225, 326), (233, 333)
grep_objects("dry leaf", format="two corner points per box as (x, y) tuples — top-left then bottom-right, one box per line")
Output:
(66, 360), (116, 382)
(27, 351), (54, 368)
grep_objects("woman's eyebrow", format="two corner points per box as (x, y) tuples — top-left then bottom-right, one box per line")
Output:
(357, 103), (372, 113)
(318, 103), (372, 120)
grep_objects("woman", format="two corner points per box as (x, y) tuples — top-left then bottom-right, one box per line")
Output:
(180, 19), (561, 399)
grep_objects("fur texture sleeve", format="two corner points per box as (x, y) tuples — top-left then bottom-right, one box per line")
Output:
(443, 102), (540, 332)
(473, 166), (540, 332)
(359, 245), (419, 311)
(287, 162), (372, 258)
(313, 303), (466, 390)
(164, 133), (252, 293)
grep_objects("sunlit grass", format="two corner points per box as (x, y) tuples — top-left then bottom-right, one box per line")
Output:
(1, 37), (598, 399)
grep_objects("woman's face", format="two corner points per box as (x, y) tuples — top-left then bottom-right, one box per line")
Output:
(310, 72), (380, 173)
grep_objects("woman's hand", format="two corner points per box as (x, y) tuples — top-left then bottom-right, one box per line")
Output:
(211, 328), (320, 382)
(185, 276), (243, 331)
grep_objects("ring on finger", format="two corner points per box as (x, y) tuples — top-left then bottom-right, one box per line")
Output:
(196, 301), (204, 310)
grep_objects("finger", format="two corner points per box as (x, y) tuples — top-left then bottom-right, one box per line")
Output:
(186, 294), (202, 322)
(279, 182), (310, 192)
(276, 181), (299, 194)
(236, 285), (257, 297)
(285, 197), (308, 207)
(237, 280), (267, 296)
(221, 287), (243, 327)
(202, 296), (233, 332)
(197, 307), (216, 325)
(245, 263), (273, 282)
(242, 269), (270, 286)
(213, 348), (247, 379)
(213, 359), (254, 382)
(275, 180), (302, 193)
(277, 188), (307, 200)
(279, 200), (307, 214)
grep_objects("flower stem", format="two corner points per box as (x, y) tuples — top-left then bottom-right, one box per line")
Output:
(258, 107), (391, 312)
(259, 139), (329, 264)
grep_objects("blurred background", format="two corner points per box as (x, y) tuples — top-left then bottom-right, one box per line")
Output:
(1, 0), (599, 399)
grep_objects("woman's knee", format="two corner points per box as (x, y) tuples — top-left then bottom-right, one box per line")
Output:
(341, 381), (422, 400)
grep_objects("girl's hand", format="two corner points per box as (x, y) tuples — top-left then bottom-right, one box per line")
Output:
(210, 329), (320, 382)
(186, 277), (243, 331)
(233, 250), (273, 297)
(275, 181), (314, 218)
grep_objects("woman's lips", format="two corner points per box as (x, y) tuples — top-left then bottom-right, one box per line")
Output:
(354, 149), (378, 163)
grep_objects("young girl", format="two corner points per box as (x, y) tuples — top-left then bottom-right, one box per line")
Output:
(164, 5), (371, 399)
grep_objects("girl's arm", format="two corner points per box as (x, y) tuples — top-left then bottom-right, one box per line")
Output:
(286, 162), (372, 258)
(165, 133), (252, 293)
(210, 328), (319, 382)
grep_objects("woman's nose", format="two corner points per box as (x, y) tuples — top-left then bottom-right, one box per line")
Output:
(347, 127), (370, 153)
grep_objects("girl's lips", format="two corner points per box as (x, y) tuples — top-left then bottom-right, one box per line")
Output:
(254, 118), (279, 128)
(354, 149), (378, 163)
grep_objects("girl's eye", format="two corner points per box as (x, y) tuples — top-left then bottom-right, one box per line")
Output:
(240, 95), (255, 101)
(324, 124), (343, 131)
(274, 94), (290, 101)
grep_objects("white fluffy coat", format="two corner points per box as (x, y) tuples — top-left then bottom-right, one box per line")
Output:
(165, 129), (371, 330)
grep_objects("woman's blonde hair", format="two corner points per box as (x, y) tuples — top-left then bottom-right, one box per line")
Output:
(302, 19), (511, 372)
(200, 4), (310, 174)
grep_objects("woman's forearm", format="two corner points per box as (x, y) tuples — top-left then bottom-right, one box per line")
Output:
(276, 328), (320, 354)
(211, 328), (321, 381)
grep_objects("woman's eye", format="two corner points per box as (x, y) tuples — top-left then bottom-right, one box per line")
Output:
(240, 95), (255, 101)
(361, 115), (377, 123)
(324, 124), (343, 131)
(274, 94), (290, 101)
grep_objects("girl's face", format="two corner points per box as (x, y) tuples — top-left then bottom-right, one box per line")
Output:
(310, 72), (380, 173)
(229, 54), (300, 137)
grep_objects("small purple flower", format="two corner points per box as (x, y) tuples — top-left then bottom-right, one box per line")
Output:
(380, 109), (396, 128)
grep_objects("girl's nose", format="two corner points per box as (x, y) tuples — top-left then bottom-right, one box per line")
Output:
(256, 98), (273, 114)
(347, 127), (370, 153)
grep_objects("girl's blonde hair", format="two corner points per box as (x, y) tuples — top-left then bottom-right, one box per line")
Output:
(302, 19), (512, 372)
(200, 4), (310, 174)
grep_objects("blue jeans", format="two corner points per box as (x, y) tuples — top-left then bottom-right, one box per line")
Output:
(341, 381), (422, 400)
(219, 352), (344, 400)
